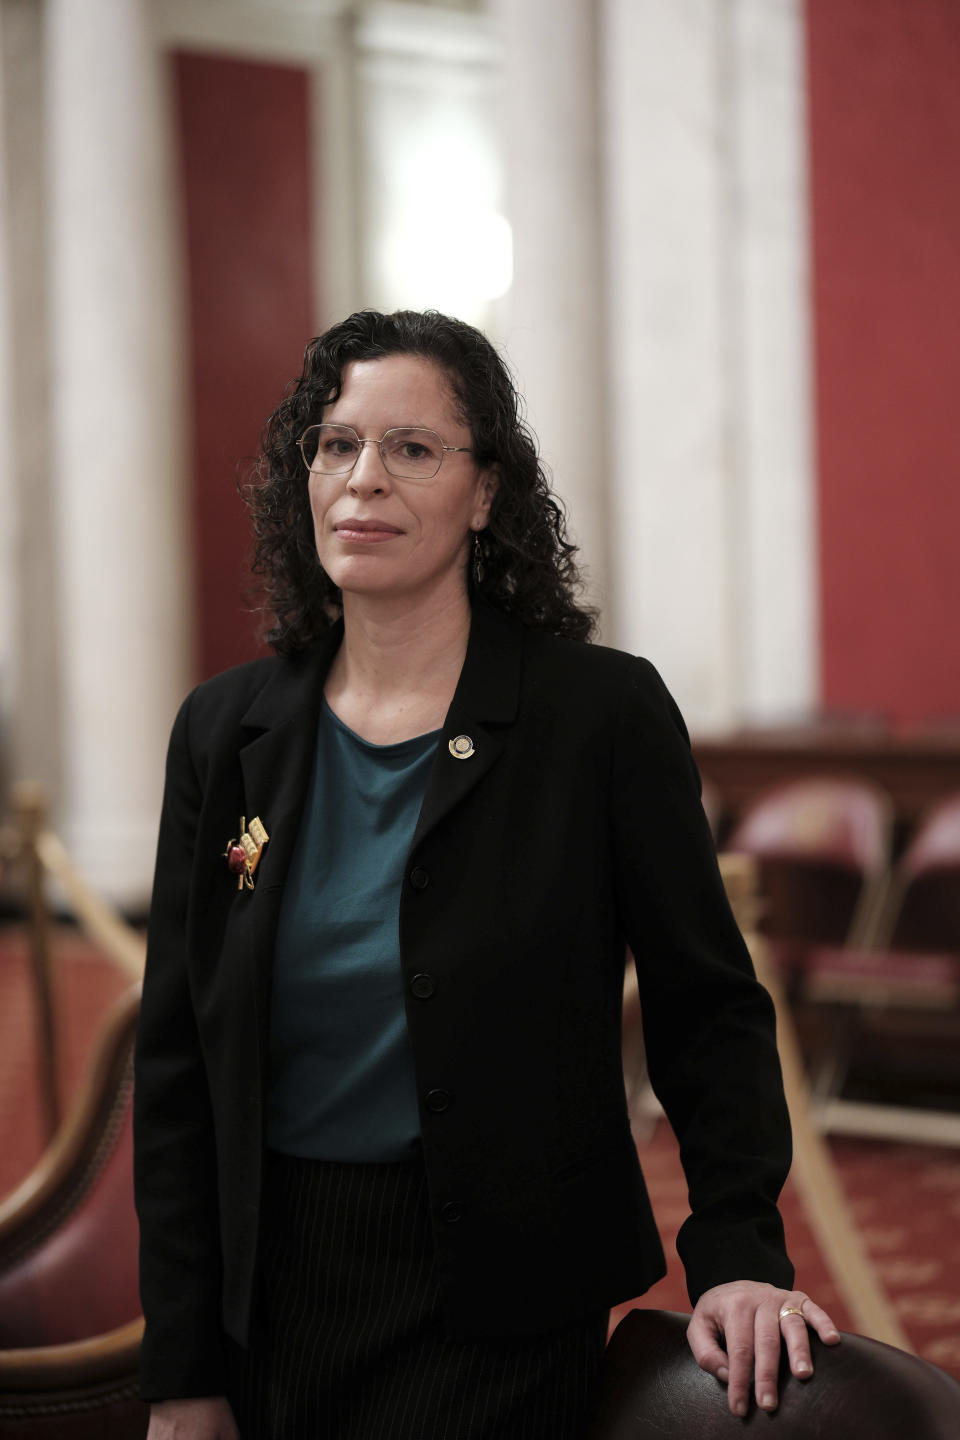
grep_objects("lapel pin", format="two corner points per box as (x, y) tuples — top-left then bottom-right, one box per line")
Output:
(448, 734), (475, 760)
(223, 815), (270, 890)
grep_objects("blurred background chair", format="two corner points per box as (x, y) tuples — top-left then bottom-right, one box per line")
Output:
(0, 980), (147, 1436)
(0, 983), (142, 1347)
(0, 784), (146, 1164)
(589, 1309), (960, 1439)
(871, 790), (960, 953)
(801, 790), (960, 1142)
(725, 776), (895, 968)
(0, 786), (147, 1431)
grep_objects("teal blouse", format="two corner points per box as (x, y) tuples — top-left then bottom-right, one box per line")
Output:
(266, 699), (439, 1161)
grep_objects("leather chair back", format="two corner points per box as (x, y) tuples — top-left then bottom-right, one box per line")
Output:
(0, 1319), (147, 1438)
(0, 986), (146, 1434)
(727, 776), (893, 947)
(589, 1309), (960, 1439)
(882, 791), (960, 951)
(0, 985), (141, 1346)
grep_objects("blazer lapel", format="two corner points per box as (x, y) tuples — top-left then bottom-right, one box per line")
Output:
(410, 600), (523, 854)
(230, 626), (342, 1077)
(238, 635), (340, 897)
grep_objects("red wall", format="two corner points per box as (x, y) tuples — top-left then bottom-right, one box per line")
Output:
(173, 52), (316, 680)
(805, 0), (960, 724)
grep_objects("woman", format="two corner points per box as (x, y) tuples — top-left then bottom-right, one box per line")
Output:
(135, 309), (838, 1440)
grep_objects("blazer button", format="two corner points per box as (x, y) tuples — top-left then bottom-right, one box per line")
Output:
(409, 866), (430, 891)
(410, 972), (436, 999)
(440, 1201), (464, 1224)
(425, 1088), (451, 1113)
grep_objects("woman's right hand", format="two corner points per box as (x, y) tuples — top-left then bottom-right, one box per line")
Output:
(146, 1396), (240, 1439)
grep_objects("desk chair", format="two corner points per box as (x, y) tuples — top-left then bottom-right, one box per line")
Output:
(726, 776), (894, 965)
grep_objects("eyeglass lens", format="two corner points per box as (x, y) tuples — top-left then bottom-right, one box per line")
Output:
(301, 424), (447, 479)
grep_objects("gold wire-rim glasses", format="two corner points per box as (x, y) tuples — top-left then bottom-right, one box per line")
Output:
(297, 423), (473, 481)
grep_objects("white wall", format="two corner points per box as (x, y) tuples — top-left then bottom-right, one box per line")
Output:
(491, 0), (609, 616)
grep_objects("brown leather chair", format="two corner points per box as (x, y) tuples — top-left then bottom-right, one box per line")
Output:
(728, 777), (892, 1002)
(589, 1309), (960, 1439)
(0, 1319), (146, 1438)
(873, 790), (960, 953)
(799, 792), (960, 1121)
(726, 776), (894, 959)
(0, 984), (147, 1436)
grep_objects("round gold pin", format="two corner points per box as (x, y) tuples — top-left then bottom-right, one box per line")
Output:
(448, 734), (475, 760)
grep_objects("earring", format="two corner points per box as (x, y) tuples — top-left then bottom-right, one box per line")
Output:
(472, 532), (485, 586)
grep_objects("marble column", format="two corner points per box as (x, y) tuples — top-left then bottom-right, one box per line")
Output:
(490, 0), (609, 619)
(45, 0), (191, 905)
(726, 0), (817, 724)
(602, 0), (816, 728)
(603, 0), (738, 726)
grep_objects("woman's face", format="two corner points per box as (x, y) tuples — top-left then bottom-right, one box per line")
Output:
(309, 354), (496, 609)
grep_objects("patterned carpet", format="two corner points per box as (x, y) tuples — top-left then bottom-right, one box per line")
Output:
(2, 927), (959, 1381)
(612, 1116), (960, 1380)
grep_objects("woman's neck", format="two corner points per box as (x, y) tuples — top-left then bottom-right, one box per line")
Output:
(324, 585), (473, 744)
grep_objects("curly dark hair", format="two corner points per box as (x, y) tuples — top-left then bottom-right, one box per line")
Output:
(246, 308), (598, 653)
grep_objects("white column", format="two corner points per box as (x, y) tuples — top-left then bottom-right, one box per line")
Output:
(603, 0), (735, 725)
(728, 0), (818, 723)
(490, 0), (609, 617)
(46, 0), (191, 906)
(602, 0), (817, 729)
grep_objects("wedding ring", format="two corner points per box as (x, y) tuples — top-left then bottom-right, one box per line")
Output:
(779, 1305), (805, 1321)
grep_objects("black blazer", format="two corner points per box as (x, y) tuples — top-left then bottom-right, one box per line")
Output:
(133, 600), (793, 1400)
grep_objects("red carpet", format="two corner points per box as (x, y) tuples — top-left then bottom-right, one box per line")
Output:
(2, 927), (958, 1380)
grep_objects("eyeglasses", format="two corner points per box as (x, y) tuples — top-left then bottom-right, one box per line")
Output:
(297, 423), (472, 481)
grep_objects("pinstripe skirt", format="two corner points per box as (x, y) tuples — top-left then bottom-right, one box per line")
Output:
(231, 1148), (608, 1439)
